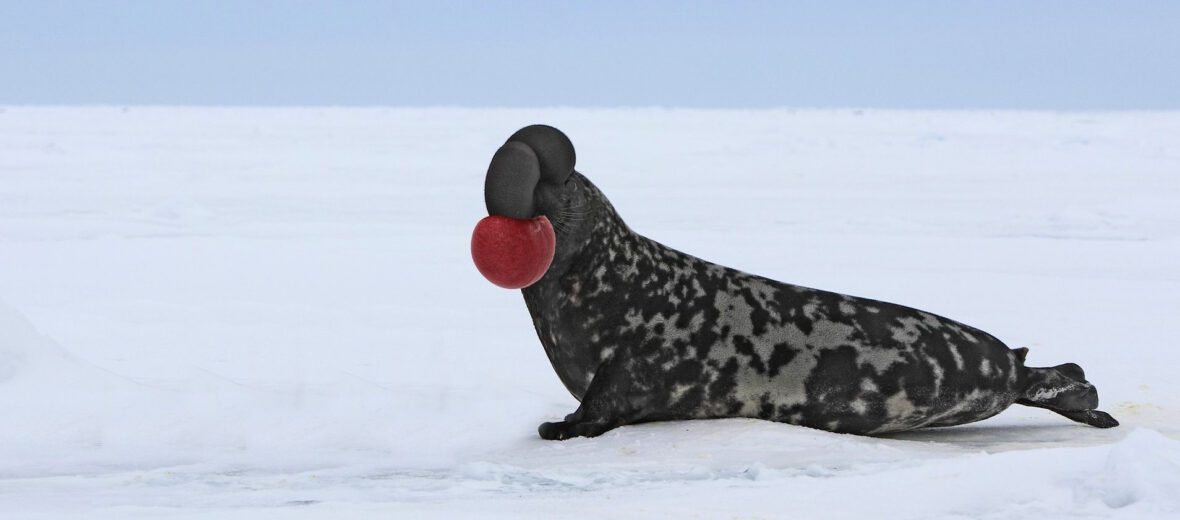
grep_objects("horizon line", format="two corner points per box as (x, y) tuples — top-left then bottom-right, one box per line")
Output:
(4, 104), (1180, 114)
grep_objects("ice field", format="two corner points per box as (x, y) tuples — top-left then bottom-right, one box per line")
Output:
(1, 107), (1178, 518)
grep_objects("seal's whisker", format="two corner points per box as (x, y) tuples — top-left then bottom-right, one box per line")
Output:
(558, 208), (589, 218)
(551, 216), (572, 234)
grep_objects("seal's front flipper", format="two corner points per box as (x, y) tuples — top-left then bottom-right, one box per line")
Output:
(537, 417), (616, 440)
(537, 355), (646, 441)
(1017, 361), (1119, 428)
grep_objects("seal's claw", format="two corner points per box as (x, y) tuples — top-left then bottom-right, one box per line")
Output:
(538, 419), (612, 440)
(538, 420), (573, 440)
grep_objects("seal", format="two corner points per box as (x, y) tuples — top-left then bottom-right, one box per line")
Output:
(482, 124), (1119, 440)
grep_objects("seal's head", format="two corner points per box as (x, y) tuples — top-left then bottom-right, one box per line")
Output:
(474, 125), (600, 288)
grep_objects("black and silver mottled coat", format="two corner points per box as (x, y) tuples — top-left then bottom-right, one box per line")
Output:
(483, 125), (1118, 440)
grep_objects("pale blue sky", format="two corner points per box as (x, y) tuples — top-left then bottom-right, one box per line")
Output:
(2, 0), (1178, 108)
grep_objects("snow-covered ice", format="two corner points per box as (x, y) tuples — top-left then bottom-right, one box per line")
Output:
(0, 107), (1178, 518)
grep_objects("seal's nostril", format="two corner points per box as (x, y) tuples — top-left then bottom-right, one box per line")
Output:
(485, 141), (540, 219)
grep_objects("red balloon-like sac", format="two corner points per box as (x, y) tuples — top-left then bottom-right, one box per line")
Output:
(471, 215), (556, 289)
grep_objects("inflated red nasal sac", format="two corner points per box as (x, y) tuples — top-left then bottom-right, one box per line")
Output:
(471, 215), (555, 289)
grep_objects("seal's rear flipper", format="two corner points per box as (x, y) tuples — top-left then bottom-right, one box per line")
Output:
(1017, 361), (1119, 428)
(1052, 409), (1120, 428)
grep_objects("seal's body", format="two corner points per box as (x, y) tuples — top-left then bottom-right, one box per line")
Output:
(484, 125), (1118, 440)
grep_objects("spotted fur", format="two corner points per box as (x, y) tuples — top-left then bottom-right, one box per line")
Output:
(488, 125), (1118, 440)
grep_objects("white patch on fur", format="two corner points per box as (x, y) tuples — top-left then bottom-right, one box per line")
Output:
(890, 317), (924, 345)
(838, 301), (858, 315)
(948, 344), (964, 370)
(851, 399), (868, 414)
(859, 348), (907, 374)
(885, 390), (917, 419)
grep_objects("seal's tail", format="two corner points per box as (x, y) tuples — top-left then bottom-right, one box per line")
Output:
(1015, 351), (1119, 428)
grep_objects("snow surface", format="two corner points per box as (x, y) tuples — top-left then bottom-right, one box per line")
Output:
(1, 107), (1178, 519)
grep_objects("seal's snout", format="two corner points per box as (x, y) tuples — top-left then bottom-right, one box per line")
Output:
(476, 124), (574, 289)
(471, 215), (555, 289)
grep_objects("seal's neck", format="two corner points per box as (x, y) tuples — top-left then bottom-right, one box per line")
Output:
(519, 181), (651, 399)
(524, 180), (648, 299)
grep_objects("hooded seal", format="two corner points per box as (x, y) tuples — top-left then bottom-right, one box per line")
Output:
(481, 124), (1118, 440)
